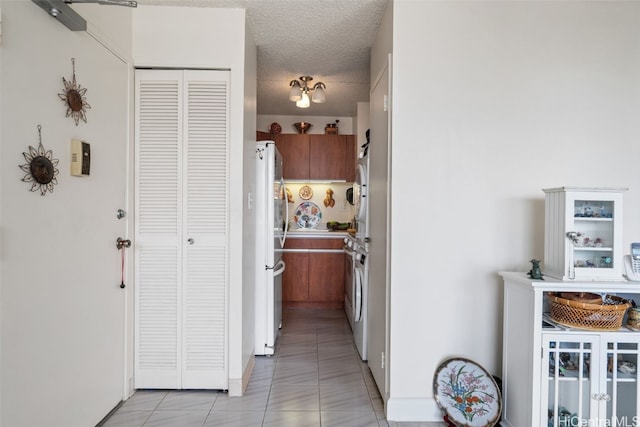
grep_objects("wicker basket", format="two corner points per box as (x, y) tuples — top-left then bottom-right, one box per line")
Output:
(547, 293), (630, 331)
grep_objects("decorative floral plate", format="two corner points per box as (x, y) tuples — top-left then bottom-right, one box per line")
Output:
(433, 357), (502, 427)
(299, 185), (313, 200)
(294, 201), (322, 229)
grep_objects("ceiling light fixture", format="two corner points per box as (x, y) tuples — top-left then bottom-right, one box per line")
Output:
(288, 76), (326, 109)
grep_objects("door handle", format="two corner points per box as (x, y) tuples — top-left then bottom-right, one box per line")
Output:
(116, 238), (131, 249)
(187, 238), (195, 245)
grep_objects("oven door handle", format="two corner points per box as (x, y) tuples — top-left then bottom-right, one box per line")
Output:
(354, 270), (362, 323)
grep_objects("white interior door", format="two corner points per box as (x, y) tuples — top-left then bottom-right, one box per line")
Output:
(135, 69), (229, 390)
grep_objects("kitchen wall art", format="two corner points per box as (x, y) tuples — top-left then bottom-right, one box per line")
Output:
(19, 125), (59, 196)
(58, 58), (91, 125)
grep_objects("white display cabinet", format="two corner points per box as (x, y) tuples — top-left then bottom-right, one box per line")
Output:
(543, 187), (627, 281)
(500, 272), (640, 427)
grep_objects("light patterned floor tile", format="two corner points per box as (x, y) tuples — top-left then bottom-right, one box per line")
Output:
(100, 410), (152, 427)
(320, 410), (380, 427)
(320, 384), (373, 411)
(273, 361), (319, 385)
(212, 385), (271, 412)
(263, 410), (321, 427)
(267, 385), (320, 411)
(104, 308), (400, 427)
(155, 390), (218, 411)
(203, 410), (265, 427)
(143, 410), (209, 427)
(118, 391), (167, 411)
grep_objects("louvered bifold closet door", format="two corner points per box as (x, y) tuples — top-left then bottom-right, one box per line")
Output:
(135, 69), (229, 390)
(181, 70), (229, 388)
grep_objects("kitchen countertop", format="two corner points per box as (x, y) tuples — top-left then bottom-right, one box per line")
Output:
(286, 229), (349, 239)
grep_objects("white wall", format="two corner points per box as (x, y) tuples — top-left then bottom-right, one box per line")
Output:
(387, 0), (640, 421)
(0, 1), (133, 426)
(258, 114), (353, 135)
(241, 20), (258, 391)
(132, 5), (254, 396)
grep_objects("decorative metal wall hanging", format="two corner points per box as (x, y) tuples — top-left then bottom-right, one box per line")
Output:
(19, 125), (60, 196)
(58, 58), (91, 125)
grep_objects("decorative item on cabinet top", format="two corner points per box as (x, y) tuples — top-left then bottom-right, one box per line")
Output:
(325, 120), (339, 134)
(269, 122), (282, 134)
(293, 122), (312, 134)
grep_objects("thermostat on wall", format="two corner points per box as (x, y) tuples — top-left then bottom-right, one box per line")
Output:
(70, 139), (90, 176)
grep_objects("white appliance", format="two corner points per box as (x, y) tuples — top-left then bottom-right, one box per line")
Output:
(343, 235), (358, 329)
(348, 138), (371, 361)
(352, 245), (369, 360)
(255, 141), (288, 356)
(353, 141), (370, 247)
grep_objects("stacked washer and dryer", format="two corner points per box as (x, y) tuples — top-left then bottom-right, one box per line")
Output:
(344, 136), (370, 361)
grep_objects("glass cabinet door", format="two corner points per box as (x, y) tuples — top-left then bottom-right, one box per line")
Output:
(603, 337), (639, 426)
(569, 195), (619, 280)
(542, 334), (599, 427)
(543, 187), (626, 281)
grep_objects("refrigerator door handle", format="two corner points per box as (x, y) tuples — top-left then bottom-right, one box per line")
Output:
(281, 177), (288, 247)
(272, 260), (286, 277)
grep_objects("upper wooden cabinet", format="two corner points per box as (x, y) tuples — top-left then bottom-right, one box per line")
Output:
(274, 133), (356, 181)
(275, 134), (310, 180)
(309, 134), (345, 180)
(256, 130), (272, 141)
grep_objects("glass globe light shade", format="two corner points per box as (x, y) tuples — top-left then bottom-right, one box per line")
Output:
(296, 92), (310, 108)
(289, 83), (302, 102)
(312, 85), (326, 103)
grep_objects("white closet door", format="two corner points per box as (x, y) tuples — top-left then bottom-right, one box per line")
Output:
(135, 69), (229, 390)
(181, 70), (229, 388)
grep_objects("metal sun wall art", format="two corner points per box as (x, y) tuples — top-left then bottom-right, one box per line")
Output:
(58, 58), (91, 125)
(19, 125), (60, 196)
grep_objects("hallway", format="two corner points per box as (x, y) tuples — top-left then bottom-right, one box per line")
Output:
(103, 308), (445, 426)
(103, 309), (378, 426)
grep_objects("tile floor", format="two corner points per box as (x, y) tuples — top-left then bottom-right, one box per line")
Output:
(102, 308), (447, 427)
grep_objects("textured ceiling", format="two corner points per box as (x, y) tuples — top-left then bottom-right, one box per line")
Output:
(137, 0), (389, 117)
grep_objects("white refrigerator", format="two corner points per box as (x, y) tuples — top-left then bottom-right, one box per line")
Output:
(255, 141), (288, 356)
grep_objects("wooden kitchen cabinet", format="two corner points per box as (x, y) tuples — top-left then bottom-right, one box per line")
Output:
(274, 134), (355, 181)
(344, 134), (357, 182)
(275, 134), (310, 180)
(282, 251), (309, 301)
(256, 130), (272, 141)
(309, 134), (346, 180)
(283, 237), (345, 308)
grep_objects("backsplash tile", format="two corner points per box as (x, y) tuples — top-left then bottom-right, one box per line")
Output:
(285, 182), (355, 230)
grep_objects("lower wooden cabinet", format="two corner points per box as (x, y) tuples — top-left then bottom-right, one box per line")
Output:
(282, 252), (309, 301)
(283, 238), (345, 308)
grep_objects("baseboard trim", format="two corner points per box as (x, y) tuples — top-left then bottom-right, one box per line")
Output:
(386, 396), (443, 422)
(228, 355), (255, 396)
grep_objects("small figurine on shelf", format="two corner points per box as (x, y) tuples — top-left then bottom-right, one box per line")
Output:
(528, 259), (544, 280)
